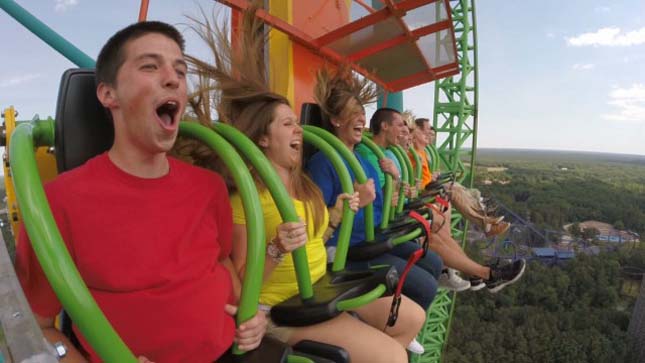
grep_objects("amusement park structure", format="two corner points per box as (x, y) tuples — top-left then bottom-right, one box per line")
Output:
(0, 0), (479, 362)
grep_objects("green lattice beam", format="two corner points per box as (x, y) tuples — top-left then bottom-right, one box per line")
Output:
(412, 0), (479, 362)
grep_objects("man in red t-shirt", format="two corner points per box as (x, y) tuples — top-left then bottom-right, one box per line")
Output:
(15, 21), (266, 363)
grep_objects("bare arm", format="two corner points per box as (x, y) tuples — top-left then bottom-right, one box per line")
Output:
(379, 158), (400, 181)
(36, 315), (154, 362)
(231, 223), (304, 283)
(36, 314), (88, 363)
(221, 257), (242, 303)
(323, 193), (360, 242)
(354, 179), (376, 208)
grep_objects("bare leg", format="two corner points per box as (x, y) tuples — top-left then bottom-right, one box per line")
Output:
(285, 309), (409, 363)
(429, 207), (491, 279)
(352, 295), (426, 348)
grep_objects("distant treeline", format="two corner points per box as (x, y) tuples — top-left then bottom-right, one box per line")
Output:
(474, 151), (645, 235)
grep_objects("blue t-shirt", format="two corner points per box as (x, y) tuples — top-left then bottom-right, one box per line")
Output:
(384, 149), (401, 176)
(306, 150), (383, 247)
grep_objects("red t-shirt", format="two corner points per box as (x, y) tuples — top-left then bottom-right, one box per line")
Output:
(16, 153), (235, 363)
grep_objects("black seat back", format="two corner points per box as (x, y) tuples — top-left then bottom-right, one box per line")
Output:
(55, 68), (114, 173)
(300, 102), (331, 164)
(54, 68), (112, 351)
(300, 102), (327, 128)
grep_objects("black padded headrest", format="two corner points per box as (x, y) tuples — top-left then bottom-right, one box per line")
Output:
(300, 103), (325, 127)
(55, 68), (114, 173)
(300, 103), (333, 164)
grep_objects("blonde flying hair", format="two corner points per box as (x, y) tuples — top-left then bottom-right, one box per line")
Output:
(184, 4), (326, 233)
(402, 109), (416, 131)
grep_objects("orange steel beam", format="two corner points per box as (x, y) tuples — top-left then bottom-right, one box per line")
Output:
(396, 0), (442, 12)
(218, 0), (391, 90)
(313, 8), (390, 47)
(386, 64), (458, 91)
(138, 0), (149, 22)
(347, 33), (408, 62)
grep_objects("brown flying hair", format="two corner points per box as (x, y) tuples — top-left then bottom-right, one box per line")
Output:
(185, 4), (326, 234)
(313, 65), (378, 133)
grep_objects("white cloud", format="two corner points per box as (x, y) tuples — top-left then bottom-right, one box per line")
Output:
(546, 32), (555, 38)
(594, 6), (610, 13)
(602, 84), (645, 122)
(0, 73), (41, 88)
(572, 63), (594, 70)
(566, 26), (645, 46)
(55, 0), (78, 12)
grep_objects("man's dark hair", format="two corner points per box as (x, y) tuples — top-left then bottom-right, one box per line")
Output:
(96, 21), (185, 86)
(414, 118), (430, 130)
(370, 107), (401, 135)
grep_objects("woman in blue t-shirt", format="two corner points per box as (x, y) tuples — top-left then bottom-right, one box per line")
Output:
(305, 67), (443, 322)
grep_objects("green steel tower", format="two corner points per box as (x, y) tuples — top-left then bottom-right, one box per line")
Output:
(412, 0), (479, 362)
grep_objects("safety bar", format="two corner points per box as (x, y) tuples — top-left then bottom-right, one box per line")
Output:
(9, 120), (136, 362)
(179, 123), (265, 355)
(211, 123), (313, 300)
(303, 126), (375, 241)
(302, 130), (355, 272)
(358, 136), (392, 230)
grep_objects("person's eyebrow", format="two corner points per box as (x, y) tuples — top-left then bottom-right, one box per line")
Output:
(278, 115), (297, 122)
(134, 53), (162, 62)
(134, 54), (186, 70)
(174, 59), (187, 69)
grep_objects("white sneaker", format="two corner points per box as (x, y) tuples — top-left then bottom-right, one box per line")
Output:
(469, 277), (486, 291)
(407, 337), (425, 354)
(438, 268), (471, 292)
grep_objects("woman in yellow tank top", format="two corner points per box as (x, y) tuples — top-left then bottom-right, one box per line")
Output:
(186, 9), (426, 362)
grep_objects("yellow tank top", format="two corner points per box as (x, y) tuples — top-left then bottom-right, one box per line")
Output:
(230, 189), (328, 306)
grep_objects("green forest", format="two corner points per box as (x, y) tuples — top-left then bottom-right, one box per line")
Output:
(445, 150), (645, 362)
(445, 247), (643, 363)
(474, 150), (645, 235)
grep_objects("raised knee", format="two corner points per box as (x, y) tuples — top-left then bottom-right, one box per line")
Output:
(372, 342), (408, 363)
(401, 296), (427, 327)
(388, 345), (409, 363)
(409, 300), (427, 331)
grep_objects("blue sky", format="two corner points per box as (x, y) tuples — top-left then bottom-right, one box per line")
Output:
(1, 0), (644, 155)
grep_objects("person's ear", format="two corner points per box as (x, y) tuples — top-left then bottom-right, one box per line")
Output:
(97, 82), (118, 109)
(258, 135), (270, 148)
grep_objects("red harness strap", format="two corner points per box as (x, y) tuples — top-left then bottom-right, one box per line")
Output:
(435, 195), (450, 211)
(387, 248), (424, 327)
(408, 210), (432, 256)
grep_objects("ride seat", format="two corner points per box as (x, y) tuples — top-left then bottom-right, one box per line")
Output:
(54, 68), (113, 172)
(271, 266), (398, 326)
